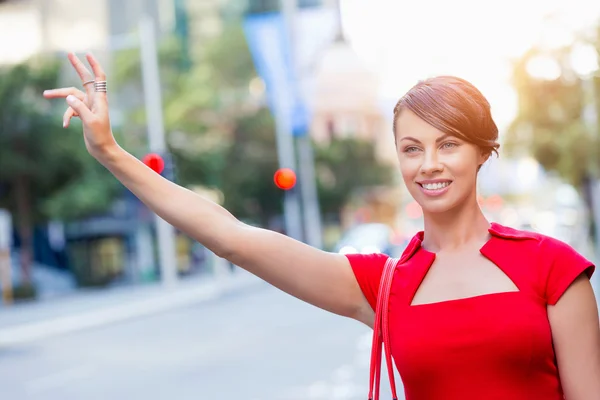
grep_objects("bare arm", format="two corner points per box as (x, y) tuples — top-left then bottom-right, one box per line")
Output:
(43, 52), (368, 320)
(548, 273), (600, 399)
(91, 146), (364, 317)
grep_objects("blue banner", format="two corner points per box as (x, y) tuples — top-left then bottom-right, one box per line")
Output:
(243, 12), (309, 137)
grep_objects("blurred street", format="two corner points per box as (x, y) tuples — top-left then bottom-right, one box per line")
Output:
(0, 283), (399, 400)
(1, 0), (600, 398)
(0, 268), (597, 400)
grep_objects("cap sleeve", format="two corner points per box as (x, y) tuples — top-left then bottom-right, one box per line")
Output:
(345, 253), (389, 312)
(543, 237), (595, 305)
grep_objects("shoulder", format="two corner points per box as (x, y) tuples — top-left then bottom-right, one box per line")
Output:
(345, 252), (390, 290)
(493, 223), (591, 267)
(488, 222), (577, 257)
(344, 252), (390, 312)
(538, 234), (595, 304)
(345, 252), (389, 270)
(489, 223), (595, 304)
(488, 222), (544, 248)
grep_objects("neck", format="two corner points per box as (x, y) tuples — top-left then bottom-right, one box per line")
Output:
(421, 194), (490, 253)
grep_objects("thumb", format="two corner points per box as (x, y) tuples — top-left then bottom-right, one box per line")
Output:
(66, 95), (94, 121)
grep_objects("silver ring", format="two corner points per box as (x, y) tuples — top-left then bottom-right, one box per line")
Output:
(94, 80), (107, 93)
(83, 79), (95, 87)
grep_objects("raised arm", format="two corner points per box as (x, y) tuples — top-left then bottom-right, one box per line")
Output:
(43, 53), (369, 321)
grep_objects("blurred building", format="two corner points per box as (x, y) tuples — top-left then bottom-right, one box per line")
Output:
(0, 0), (217, 65)
(0, 0), (403, 283)
(0, 0), (207, 286)
(310, 9), (397, 166)
(308, 4), (401, 232)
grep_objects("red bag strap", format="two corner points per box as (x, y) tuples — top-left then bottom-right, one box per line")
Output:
(367, 256), (399, 400)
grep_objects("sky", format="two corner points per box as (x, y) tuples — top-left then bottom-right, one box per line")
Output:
(1, 0), (599, 133)
(340, 0), (600, 131)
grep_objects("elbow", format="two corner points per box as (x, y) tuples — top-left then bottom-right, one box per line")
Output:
(213, 242), (236, 261)
(209, 222), (246, 262)
(208, 233), (237, 261)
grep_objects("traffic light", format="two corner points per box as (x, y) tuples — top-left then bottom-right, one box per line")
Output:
(142, 152), (177, 181)
(142, 153), (165, 174)
(274, 168), (296, 190)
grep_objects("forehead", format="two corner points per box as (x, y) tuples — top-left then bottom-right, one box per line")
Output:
(395, 109), (446, 141)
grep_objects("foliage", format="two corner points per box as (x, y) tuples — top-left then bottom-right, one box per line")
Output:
(505, 22), (600, 239)
(314, 138), (395, 217)
(0, 58), (122, 283)
(505, 46), (600, 188)
(0, 59), (122, 221)
(113, 20), (395, 227)
(219, 109), (282, 225)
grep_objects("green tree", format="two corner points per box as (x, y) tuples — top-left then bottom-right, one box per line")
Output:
(111, 19), (395, 228)
(314, 138), (395, 219)
(111, 23), (257, 182)
(506, 48), (598, 185)
(219, 109), (282, 225)
(505, 29), (600, 236)
(0, 59), (121, 290)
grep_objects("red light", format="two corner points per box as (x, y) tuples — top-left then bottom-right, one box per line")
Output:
(143, 153), (165, 174)
(274, 168), (297, 190)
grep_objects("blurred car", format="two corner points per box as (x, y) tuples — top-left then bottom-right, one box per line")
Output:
(334, 223), (407, 257)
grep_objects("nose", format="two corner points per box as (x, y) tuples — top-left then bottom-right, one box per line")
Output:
(419, 150), (443, 175)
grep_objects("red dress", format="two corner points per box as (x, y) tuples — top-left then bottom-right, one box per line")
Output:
(347, 223), (595, 400)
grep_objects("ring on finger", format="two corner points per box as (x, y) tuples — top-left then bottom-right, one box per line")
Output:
(94, 80), (107, 93)
(83, 79), (95, 87)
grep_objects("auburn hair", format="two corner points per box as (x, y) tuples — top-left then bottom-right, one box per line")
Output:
(393, 76), (500, 158)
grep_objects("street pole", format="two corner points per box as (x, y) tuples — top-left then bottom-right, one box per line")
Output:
(139, 15), (178, 287)
(281, 0), (323, 249)
(297, 135), (323, 248)
(0, 209), (12, 305)
(274, 100), (304, 242)
(264, 3), (303, 242)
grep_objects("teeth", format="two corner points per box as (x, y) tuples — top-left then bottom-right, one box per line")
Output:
(422, 182), (450, 190)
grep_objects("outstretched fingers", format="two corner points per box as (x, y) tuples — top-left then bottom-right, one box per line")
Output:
(43, 88), (86, 128)
(43, 87), (85, 100)
(65, 95), (94, 122)
(67, 53), (95, 100)
(63, 107), (77, 128)
(43, 53), (110, 131)
(85, 53), (109, 113)
(44, 87), (85, 128)
(86, 53), (106, 81)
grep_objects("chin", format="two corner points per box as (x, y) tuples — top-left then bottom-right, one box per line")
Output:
(416, 197), (462, 215)
(421, 203), (455, 215)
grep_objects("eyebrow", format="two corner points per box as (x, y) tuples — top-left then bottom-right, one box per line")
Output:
(399, 134), (453, 144)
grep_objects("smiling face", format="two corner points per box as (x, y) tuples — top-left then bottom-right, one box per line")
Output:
(395, 109), (488, 214)
(392, 76), (500, 215)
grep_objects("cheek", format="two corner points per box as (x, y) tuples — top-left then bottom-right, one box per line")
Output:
(445, 152), (479, 178)
(399, 159), (422, 197)
(398, 157), (418, 181)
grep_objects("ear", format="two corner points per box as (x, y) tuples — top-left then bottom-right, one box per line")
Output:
(479, 149), (491, 166)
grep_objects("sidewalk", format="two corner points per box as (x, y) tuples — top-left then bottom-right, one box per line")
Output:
(0, 268), (263, 347)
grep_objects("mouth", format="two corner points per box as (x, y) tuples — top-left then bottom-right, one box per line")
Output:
(417, 180), (452, 196)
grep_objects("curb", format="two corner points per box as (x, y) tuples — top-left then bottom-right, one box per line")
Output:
(0, 273), (263, 347)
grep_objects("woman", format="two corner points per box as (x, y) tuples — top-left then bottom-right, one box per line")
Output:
(44, 53), (600, 399)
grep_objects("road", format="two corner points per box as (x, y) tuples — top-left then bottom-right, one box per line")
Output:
(1, 271), (596, 400)
(0, 284), (399, 400)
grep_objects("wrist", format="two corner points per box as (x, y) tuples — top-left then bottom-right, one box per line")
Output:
(91, 139), (122, 164)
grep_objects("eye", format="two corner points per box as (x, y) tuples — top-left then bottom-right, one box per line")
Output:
(441, 142), (458, 150)
(403, 146), (420, 153)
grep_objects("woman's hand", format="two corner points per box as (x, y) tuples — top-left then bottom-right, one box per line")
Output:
(43, 52), (117, 158)
(41, 53), (368, 324)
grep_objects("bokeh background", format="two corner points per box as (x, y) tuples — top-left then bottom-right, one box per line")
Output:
(0, 0), (598, 399)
